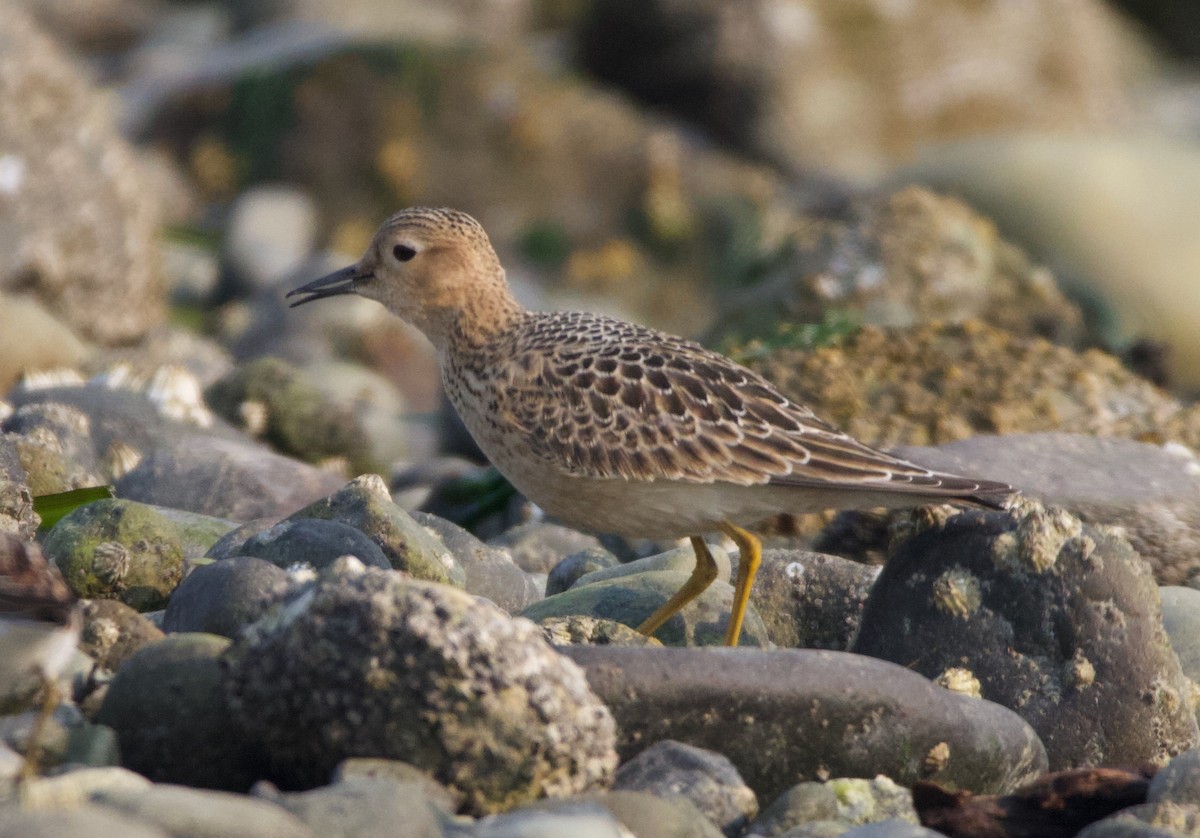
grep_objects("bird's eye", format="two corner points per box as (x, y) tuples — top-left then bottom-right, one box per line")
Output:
(392, 244), (416, 262)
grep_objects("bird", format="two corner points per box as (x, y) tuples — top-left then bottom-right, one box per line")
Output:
(0, 534), (81, 779)
(288, 207), (1013, 646)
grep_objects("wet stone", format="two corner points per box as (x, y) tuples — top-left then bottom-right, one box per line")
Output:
(223, 558), (617, 813)
(287, 475), (464, 586)
(751, 550), (880, 650)
(43, 498), (187, 611)
(614, 739), (757, 836)
(547, 547), (620, 596)
(237, 518), (391, 571)
(161, 557), (291, 638)
(489, 522), (605, 575)
(565, 645), (1046, 806)
(411, 510), (541, 614)
(95, 633), (263, 791)
(78, 598), (165, 671)
(852, 499), (1199, 770)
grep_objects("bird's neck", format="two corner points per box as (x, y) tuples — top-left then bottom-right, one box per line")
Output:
(426, 271), (525, 356)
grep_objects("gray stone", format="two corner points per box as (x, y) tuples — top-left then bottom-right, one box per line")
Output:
(204, 357), (374, 474)
(162, 557), (291, 637)
(521, 570), (769, 648)
(92, 784), (314, 838)
(840, 822), (941, 838)
(266, 776), (450, 838)
(474, 801), (629, 838)
(238, 518), (391, 571)
(0, 805), (168, 838)
(573, 543), (732, 589)
(747, 782), (838, 837)
(79, 598), (165, 671)
(547, 547), (620, 596)
(614, 740), (756, 836)
(203, 517), (279, 559)
(489, 522), (604, 575)
(0, 3), (165, 346)
(95, 633), (262, 791)
(411, 510), (541, 613)
(333, 757), (463, 812)
(116, 434), (345, 521)
(43, 499), (187, 611)
(224, 185), (319, 292)
(0, 433), (36, 539)
(564, 645), (1047, 805)
(852, 499), (1199, 769)
(0, 293), (88, 394)
(541, 616), (662, 648)
(4, 401), (104, 496)
(749, 550), (879, 650)
(1160, 588), (1200, 684)
(223, 559), (616, 813)
(892, 433), (1200, 585)
(1150, 750), (1200, 806)
(576, 790), (722, 838)
(287, 475), (463, 586)
(1076, 801), (1200, 837)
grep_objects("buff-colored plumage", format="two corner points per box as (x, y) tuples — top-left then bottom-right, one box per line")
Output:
(289, 207), (1013, 645)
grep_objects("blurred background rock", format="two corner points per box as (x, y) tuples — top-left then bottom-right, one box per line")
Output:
(3, 0), (1200, 479)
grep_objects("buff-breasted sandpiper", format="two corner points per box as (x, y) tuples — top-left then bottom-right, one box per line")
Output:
(289, 208), (1013, 646)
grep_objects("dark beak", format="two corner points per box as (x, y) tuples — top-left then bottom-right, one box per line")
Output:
(286, 265), (363, 308)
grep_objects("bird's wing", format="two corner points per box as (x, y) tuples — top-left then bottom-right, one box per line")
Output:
(497, 313), (1010, 501)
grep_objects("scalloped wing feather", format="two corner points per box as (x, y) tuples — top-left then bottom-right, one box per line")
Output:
(497, 313), (1011, 504)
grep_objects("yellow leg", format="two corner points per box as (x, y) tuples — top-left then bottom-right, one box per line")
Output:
(719, 522), (761, 647)
(637, 536), (719, 637)
(18, 676), (58, 782)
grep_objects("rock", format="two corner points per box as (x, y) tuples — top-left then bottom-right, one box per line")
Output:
(9, 765), (151, 807)
(564, 645), (1047, 805)
(1157, 590), (1200, 681)
(0, 1), (165, 345)
(1076, 801), (1200, 837)
(223, 559), (617, 812)
(161, 557), (291, 638)
(579, 0), (1133, 180)
(303, 359), (413, 470)
(541, 616), (662, 647)
(333, 757), (463, 812)
(887, 433), (1200, 585)
(899, 134), (1200, 390)
(489, 522), (606, 575)
(473, 800), (630, 838)
(115, 435), (345, 521)
(521, 567), (769, 648)
(78, 599), (165, 672)
(0, 434), (37, 539)
(223, 185), (319, 294)
(414, 459), (530, 541)
(204, 357), (373, 474)
(746, 782), (839, 837)
(572, 543), (732, 590)
(237, 518), (391, 571)
(852, 500), (1199, 770)
(95, 633), (263, 791)
(547, 547), (620, 596)
(709, 187), (1086, 350)
(264, 776), (451, 838)
(202, 517), (279, 560)
(410, 511), (541, 614)
(744, 321), (1200, 454)
(841, 823), (942, 838)
(0, 805), (168, 838)
(43, 499), (187, 611)
(1150, 750), (1200, 806)
(751, 550), (879, 650)
(614, 740), (757, 836)
(4, 401), (104, 495)
(91, 784), (314, 838)
(286, 475), (463, 586)
(576, 790), (722, 838)
(0, 293), (89, 394)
